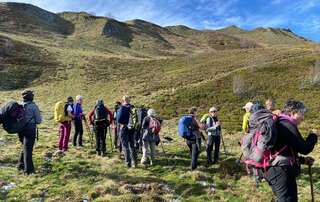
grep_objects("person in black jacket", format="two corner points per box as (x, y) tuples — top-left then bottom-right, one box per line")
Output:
(265, 100), (318, 202)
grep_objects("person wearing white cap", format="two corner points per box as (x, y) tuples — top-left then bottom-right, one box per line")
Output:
(242, 102), (253, 133)
(140, 109), (161, 166)
(73, 95), (84, 147)
(205, 106), (221, 164)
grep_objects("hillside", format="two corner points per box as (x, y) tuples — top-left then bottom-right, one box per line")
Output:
(0, 2), (320, 202)
(218, 25), (311, 47)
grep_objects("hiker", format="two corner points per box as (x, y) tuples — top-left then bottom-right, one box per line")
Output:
(140, 109), (161, 166)
(205, 107), (221, 165)
(57, 96), (74, 152)
(116, 95), (138, 168)
(88, 99), (113, 156)
(264, 100), (318, 202)
(180, 107), (202, 170)
(113, 101), (122, 152)
(242, 102), (253, 133)
(135, 106), (149, 151)
(73, 95), (84, 147)
(17, 90), (42, 175)
(265, 98), (281, 116)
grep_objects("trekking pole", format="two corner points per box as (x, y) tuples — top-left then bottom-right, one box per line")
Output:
(160, 139), (169, 165)
(83, 117), (94, 149)
(308, 164), (315, 202)
(109, 127), (113, 152)
(220, 132), (227, 156)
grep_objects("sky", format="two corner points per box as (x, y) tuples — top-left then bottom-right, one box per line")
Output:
(1, 0), (320, 41)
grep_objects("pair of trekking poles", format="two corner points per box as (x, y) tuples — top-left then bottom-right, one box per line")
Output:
(82, 116), (113, 152)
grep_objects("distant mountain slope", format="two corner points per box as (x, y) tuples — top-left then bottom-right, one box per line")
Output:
(0, 2), (73, 35)
(218, 26), (311, 47)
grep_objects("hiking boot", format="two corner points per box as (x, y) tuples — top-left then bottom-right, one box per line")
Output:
(132, 161), (137, 168)
(101, 151), (106, 156)
(96, 151), (101, 156)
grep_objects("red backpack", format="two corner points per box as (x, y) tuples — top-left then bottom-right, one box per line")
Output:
(149, 117), (161, 134)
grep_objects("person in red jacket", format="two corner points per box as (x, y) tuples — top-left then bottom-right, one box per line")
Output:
(88, 99), (113, 156)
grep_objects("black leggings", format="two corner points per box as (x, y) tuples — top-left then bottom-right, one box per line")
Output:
(73, 118), (83, 146)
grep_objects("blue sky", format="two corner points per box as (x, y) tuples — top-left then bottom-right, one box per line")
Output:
(1, 0), (320, 41)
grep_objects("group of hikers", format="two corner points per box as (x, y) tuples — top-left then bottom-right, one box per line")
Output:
(54, 95), (162, 168)
(0, 90), (318, 202)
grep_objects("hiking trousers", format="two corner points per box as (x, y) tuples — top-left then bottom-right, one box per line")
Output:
(114, 124), (122, 152)
(120, 126), (137, 167)
(73, 118), (83, 146)
(95, 127), (107, 153)
(141, 140), (156, 164)
(18, 128), (36, 174)
(186, 138), (201, 170)
(58, 121), (71, 151)
(206, 135), (221, 163)
(265, 166), (298, 202)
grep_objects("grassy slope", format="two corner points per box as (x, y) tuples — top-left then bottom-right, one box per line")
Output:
(0, 5), (320, 201)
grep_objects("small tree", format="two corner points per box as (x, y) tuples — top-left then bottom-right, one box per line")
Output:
(233, 74), (247, 96)
(309, 60), (320, 85)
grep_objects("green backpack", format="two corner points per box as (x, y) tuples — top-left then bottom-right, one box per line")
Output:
(200, 113), (210, 124)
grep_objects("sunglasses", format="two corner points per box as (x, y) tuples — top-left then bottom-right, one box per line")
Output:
(210, 111), (217, 113)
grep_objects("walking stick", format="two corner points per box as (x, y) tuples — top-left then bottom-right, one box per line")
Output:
(159, 139), (169, 165)
(220, 132), (227, 156)
(83, 117), (94, 149)
(308, 164), (315, 202)
(109, 126), (113, 152)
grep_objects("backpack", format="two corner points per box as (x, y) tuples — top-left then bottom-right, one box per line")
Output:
(137, 107), (148, 128)
(54, 101), (71, 123)
(149, 117), (161, 134)
(117, 105), (130, 125)
(0, 101), (27, 134)
(94, 104), (110, 127)
(178, 115), (194, 139)
(241, 109), (284, 171)
(128, 107), (137, 130)
(200, 113), (210, 123)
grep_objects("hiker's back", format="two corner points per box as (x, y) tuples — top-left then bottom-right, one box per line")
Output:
(23, 101), (41, 130)
(241, 109), (278, 168)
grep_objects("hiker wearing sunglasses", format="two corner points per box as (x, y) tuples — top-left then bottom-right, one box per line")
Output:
(205, 107), (221, 165)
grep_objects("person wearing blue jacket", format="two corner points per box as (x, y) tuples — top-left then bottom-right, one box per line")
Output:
(73, 95), (84, 147)
(117, 96), (138, 168)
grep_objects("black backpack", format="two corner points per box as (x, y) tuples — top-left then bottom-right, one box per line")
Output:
(137, 107), (148, 128)
(0, 101), (27, 134)
(94, 104), (110, 127)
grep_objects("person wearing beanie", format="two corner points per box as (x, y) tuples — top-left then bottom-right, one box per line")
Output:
(88, 99), (113, 156)
(73, 95), (84, 147)
(140, 109), (161, 166)
(17, 89), (42, 175)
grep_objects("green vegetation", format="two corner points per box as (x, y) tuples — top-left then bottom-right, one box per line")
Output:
(0, 2), (319, 202)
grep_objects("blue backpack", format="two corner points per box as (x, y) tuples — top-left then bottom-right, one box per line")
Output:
(116, 105), (131, 125)
(178, 115), (194, 138)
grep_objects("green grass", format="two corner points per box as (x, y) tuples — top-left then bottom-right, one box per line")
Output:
(0, 5), (320, 201)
